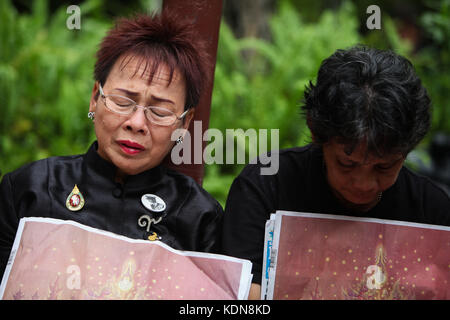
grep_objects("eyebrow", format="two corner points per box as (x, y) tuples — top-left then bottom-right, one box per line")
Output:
(379, 157), (403, 167)
(336, 153), (403, 165)
(338, 156), (403, 166)
(115, 88), (140, 98)
(114, 88), (175, 105)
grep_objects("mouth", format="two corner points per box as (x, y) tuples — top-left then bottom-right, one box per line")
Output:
(346, 190), (378, 204)
(117, 140), (145, 155)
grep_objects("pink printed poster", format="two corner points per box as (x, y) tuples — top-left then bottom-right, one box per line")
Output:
(263, 211), (450, 300)
(0, 218), (252, 300)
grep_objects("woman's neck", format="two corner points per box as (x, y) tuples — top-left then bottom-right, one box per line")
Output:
(329, 187), (381, 213)
(114, 169), (127, 184)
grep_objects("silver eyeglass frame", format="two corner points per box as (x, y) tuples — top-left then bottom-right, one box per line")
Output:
(98, 83), (188, 126)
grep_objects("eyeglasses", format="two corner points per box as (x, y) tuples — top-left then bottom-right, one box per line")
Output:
(98, 84), (188, 126)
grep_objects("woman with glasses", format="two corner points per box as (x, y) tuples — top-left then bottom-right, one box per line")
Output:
(0, 12), (222, 280)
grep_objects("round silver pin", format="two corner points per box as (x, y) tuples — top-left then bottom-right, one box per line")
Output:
(141, 194), (166, 213)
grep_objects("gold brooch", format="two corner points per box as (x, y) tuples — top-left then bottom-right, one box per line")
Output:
(66, 184), (85, 211)
(147, 232), (161, 241)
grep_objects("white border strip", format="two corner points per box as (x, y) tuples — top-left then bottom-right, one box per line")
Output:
(0, 218), (26, 299)
(266, 213), (283, 299)
(275, 210), (450, 231)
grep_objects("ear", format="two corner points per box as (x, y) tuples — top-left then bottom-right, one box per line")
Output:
(305, 114), (316, 143)
(89, 82), (100, 113)
(182, 108), (195, 131)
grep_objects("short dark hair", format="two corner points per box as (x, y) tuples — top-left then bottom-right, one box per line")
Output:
(302, 45), (431, 157)
(94, 11), (210, 110)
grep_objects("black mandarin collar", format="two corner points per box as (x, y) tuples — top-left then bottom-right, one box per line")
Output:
(83, 141), (166, 189)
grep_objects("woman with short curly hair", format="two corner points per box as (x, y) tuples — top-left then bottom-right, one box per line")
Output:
(222, 45), (449, 299)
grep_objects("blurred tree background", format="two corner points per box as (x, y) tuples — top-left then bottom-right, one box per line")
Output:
(1, 0), (449, 206)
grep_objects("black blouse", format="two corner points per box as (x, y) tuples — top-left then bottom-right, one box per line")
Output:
(0, 142), (223, 279)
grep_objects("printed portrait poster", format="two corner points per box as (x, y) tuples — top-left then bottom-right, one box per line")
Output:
(0, 218), (252, 300)
(265, 211), (450, 300)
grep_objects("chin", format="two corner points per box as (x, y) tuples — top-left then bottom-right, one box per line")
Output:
(114, 156), (153, 174)
(345, 192), (378, 205)
(118, 166), (147, 176)
(112, 159), (143, 175)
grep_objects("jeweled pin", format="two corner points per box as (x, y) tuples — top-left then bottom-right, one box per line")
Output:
(141, 194), (166, 212)
(66, 184), (85, 211)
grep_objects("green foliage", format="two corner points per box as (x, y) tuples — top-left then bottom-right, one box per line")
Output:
(416, 0), (450, 134)
(0, 0), (447, 207)
(0, 0), (110, 174)
(205, 1), (450, 205)
(205, 1), (361, 205)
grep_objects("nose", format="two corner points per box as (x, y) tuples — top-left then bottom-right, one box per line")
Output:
(351, 167), (378, 194)
(123, 106), (149, 135)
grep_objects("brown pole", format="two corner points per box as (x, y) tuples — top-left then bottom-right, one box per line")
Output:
(161, 0), (223, 186)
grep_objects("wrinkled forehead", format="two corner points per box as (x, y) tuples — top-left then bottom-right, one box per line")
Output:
(335, 138), (403, 162)
(111, 53), (183, 86)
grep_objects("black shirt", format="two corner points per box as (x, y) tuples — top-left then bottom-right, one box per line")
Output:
(222, 144), (450, 284)
(0, 142), (223, 279)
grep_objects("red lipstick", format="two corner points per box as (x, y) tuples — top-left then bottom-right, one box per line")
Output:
(117, 140), (145, 155)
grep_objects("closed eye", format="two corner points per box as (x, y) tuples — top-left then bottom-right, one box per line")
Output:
(375, 163), (396, 171)
(149, 107), (173, 118)
(375, 158), (403, 171)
